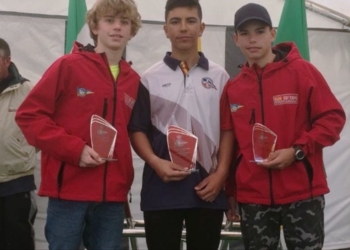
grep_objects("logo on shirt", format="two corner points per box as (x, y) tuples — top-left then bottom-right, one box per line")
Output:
(77, 87), (94, 97)
(273, 94), (298, 106)
(125, 93), (136, 109)
(230, 104), (243, 112)
(201, 77), (217, 90)
(162, 83), (171, 87)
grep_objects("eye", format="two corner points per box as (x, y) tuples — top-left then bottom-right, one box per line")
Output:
(170, 20), (179, 25)
(121, 18), (131, 25)
(105, 18), (114, 23)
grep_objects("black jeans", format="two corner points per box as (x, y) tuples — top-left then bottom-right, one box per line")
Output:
(0, 192), (37, 250)
(144, 208), (224, 250)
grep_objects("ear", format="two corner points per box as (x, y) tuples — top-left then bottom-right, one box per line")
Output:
(199, 22), (206, 37)
(4, 56), (11, 68)
(91, 23), (99, 36)
(163, 24), (169, 39)
(233, 33), (239, 46)
(270, 27), (276, 43)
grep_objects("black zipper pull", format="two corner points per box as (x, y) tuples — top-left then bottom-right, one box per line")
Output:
(249, 108), (256, 125)
(102, 98), (108, 118)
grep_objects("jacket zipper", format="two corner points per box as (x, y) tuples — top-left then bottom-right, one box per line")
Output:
(254, 68), (275, 205)
(101, 55), (119, 201)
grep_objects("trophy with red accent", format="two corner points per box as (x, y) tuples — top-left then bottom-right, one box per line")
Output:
(90, 115), (118, 161)
(167, 125), (198, 172)
(252, 123), (277, 163)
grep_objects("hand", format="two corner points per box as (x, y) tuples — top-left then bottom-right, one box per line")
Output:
(194, 172), (226, 202)
(79, 145), (105, 167)
(149, 156), (190, 182)
(258, 148), (295, 169)
(225, 196), (240, 222)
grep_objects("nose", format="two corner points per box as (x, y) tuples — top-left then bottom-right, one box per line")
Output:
(248, 34), (257, 43)
(180, 20), (188, 32)
(113, 20), (122, 30)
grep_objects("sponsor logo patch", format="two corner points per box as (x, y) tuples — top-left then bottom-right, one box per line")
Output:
(125, 93), (136, 109)
(202, 77), (217, 90)
(273, 94), (298, 105)
(230, 104), (243, 112)
(77, 87), (94, 97)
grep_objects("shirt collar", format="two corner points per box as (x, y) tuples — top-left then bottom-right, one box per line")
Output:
(163, 52), (209, 71)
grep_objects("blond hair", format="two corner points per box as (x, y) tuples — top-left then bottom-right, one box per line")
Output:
(86, 0), (141, 44)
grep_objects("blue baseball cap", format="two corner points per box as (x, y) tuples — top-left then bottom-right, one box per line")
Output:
(234, 3), (272, 30)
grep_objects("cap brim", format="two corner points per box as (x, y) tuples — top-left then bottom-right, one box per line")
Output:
(235, 17), (271, 30)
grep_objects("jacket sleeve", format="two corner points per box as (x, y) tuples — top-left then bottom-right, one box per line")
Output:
(220, 83), (233, 131)
(294, 62), (346, 155)
(15, 58), (85, 165)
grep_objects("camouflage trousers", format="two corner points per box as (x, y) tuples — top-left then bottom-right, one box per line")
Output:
(238, 195), (325, 250)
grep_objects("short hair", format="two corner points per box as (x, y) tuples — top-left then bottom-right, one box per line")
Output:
(165, 0), (202, 21)
(86, 0), (141, 44)
(0, 38), (11, 59)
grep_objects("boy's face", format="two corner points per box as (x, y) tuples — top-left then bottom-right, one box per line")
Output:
(234, 20), (276, 65)
(164, 7), (205, 53)
(92, 14), (133, 52)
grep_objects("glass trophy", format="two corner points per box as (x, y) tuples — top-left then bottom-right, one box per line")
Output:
(167, 125), (198, 172)
(90, 115), (118, 161)
(252, 123), (277, 163)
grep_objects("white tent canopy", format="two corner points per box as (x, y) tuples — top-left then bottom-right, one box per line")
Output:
(1, 1), (350, 249)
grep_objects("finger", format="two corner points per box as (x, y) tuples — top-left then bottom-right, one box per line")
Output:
(172, 170), (191, 177)
(170, 163), (190, 172)
(194, 180), (208, 191)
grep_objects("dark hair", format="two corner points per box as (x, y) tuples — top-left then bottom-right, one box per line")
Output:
(0, 38), (11, 59)
(165, 0), (202, 21)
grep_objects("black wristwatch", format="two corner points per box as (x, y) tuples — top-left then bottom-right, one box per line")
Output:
(293, 146), (305, 161)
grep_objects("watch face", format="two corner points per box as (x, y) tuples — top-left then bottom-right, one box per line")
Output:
(295, 150), (304, 160)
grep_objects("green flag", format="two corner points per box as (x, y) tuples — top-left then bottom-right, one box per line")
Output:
(65, 0), (88, 54)
(274, 0), (310, 61)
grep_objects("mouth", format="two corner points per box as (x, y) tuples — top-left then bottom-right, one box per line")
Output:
(110, 34), (123, 39)
(177, 36), (191, 40)
(246, 47), (260, 52)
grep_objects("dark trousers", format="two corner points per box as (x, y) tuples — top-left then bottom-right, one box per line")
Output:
(0, 192), (37, 250)
(144, 208), (224, 250)
(239, 196), (325, 250)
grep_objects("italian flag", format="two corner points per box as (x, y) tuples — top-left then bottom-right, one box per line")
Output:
(65, 0), (92, 54)
(274, 0), (310, 61)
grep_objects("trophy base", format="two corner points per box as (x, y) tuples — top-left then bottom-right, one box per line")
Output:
(249, 159), (266, 163)
(101, 158), (118, 161)
(181, 169), (199, 173)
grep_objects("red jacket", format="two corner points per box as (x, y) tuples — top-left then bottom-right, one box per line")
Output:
(15, 43), (140, 202)
(221, 42), (345, 205)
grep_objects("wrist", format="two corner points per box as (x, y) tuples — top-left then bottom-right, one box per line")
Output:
(147, 154), (160, 169)
(292, 145), (305, 161)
